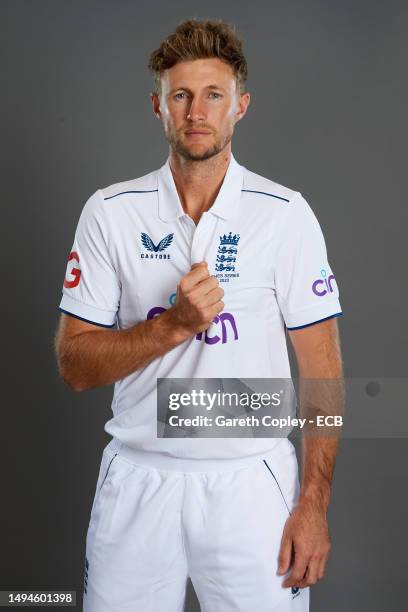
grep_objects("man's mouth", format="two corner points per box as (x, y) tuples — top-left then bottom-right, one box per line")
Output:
(185, 129), (212, 135)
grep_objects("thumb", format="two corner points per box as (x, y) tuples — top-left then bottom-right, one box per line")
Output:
(277, 532), (293, 575)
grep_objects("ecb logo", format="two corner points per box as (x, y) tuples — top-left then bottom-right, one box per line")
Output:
(215, 231), (241, 284)
(215, 232), (240, 272)
(312, 269), (336, 297)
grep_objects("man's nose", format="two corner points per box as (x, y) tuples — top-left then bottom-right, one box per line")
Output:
(187, 96), (206, 121)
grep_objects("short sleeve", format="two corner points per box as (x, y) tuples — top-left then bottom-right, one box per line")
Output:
(58, 189), (120, 327)
(274, 192), (342, 330)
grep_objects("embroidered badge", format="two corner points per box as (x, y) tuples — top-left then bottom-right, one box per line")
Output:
(140, 232), (174, 259)
(215, 232), (240, 283)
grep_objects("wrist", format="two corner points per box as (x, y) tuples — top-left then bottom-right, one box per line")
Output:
(298, 483), (331, 514)
(160, 307), (193, 344)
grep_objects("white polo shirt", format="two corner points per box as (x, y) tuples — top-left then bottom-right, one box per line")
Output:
(58, 153), (342, 460)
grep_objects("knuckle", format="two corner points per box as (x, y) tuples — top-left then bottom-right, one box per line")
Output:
(199, 313), (209, 326)
(187, 291), (198, 306)
(202, 308), (213, 323)
(296, 550), (308, 562)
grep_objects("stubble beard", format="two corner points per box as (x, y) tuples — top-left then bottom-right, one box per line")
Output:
(166, 128), (233, 162)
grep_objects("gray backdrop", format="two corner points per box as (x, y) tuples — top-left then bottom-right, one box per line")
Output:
(2, 0), (407, 610)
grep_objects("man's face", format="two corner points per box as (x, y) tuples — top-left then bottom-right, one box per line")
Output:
(151, 58), (250, 161)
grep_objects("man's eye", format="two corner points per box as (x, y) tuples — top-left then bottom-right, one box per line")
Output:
(209, 92), (222, 99)
(174, 92), (186, 100)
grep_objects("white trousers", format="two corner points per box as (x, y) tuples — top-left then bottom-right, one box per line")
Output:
(83, 438), (309, 612)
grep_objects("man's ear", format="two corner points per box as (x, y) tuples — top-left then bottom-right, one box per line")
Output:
(235, 91), (251, 124)
(150, 91), (162, 120)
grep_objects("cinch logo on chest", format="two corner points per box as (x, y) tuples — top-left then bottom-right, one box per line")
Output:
(147, 295), (239, 346)
(140, 232), (174, 260)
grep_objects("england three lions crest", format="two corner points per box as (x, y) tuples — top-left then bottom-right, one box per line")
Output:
(215, 232), (240, 283)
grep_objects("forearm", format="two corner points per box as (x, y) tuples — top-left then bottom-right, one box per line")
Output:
(297, 375), (345, 513)
(59, 309), (191, 391)
(281, 321), (344, 586)
(298, 435), (339, 513)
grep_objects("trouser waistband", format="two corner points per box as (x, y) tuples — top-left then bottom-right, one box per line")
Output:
(107, 437), (289, 472)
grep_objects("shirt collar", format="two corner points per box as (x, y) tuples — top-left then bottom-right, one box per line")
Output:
(157, 153), (243, 223)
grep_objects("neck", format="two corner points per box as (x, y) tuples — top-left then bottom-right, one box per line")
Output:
(168, 146), (231, 225)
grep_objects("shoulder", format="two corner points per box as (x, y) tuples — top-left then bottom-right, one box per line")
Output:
(241, 166), (299, 206)
(240, 165), (323, 241)
(80, 169), (159, 222)
(75, 170), (158, 231)
(99, 169), (158, 202)
(241, 165), (321, 223)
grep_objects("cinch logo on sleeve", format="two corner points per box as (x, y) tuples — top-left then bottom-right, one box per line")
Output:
(146, 293), (239, 345)
(312, 268), (336, 297)
(140, 232), (174, 260)
(63, 251), (81, 288)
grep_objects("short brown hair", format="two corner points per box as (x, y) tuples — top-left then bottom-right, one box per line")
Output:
(148, 18), (248, 94)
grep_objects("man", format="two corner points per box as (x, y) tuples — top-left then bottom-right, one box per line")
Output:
(55, 18), (344, 612)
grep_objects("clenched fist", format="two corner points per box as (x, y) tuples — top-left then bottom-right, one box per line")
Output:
(168, 262), (224, 336)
